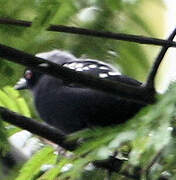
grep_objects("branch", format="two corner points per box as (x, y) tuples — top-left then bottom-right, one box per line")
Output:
(0, 107), (77, 151)
(145, 28), (176, 89)
(0, 43), (155, 105)
(0, 17), (176, 47)
(0, 106), (140, 179)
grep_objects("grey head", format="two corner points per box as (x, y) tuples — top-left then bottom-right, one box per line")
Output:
(14, 50), (77, 90)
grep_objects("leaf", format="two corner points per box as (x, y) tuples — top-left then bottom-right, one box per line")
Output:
(3, 86), (31, 117)
(0, 86), (31, 137)
(15, 146), (57, 180)
(38, 159), (69, 180)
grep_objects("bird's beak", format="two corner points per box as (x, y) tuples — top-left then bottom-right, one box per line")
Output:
(14, 78), (28, 90)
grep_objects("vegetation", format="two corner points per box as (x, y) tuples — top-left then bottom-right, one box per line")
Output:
(0, 0), (176, 180)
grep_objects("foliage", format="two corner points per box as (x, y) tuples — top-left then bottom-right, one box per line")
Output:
(7, 83), (176, 180)
(1, 0), (175, 180)
(0, 86), (31, 136)
(61, 83), (176, 180)
(0, 86), (31, 178)
(0, 86), (31, 155)
(16, 146), (57, 180)
(0, 0), (164, 87)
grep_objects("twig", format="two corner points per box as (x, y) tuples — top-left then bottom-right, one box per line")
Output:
(144, 148), (164, 180)
(0, 17), (176, 47)
(94, 158), (139, 180)
(0, 43), (154, 105)
(145, 28), (176, 89)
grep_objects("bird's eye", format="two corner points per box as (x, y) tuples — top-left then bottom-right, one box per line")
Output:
(24, 70), (33, 79)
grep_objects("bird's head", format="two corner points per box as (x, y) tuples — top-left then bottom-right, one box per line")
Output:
(14, 69), (42, 90)
(14, 49), (77, 90)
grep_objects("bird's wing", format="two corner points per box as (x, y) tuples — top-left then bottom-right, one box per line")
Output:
(62, 59), (142, 87)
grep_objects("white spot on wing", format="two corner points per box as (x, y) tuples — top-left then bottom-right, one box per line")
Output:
(88, 64), (97, 68)
(63, 64), (70, 68)
(99, 66), (109, 70)
(75, 63), (84, 68)
(108, 71), (121, 76)
(76, 68), (83, 71)
(38, 63), (49, 67)
(67, 63), (77, 69)
(82, 67), (89, 71)
(99, 73), (108, 78)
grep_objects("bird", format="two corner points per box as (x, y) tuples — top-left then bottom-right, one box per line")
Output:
(15, 50), (143, 134)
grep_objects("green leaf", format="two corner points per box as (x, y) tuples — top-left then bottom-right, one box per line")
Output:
(0, 86), (31, 137)
(3, 86), (31, 117)
(38, 159), (69, 180)
(15, 146), (57, 180)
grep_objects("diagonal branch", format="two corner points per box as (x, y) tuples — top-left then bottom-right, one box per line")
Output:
(145, 28), (176, 89)
(0, 106), (139, 179)
(0, 107), (77, 151)
(0, 43), (155, 105)
(0, 17), (176, 47)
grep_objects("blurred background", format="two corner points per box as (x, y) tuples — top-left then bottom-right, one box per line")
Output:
(0, 0), (174, 90)
(0, 0), (176, 179)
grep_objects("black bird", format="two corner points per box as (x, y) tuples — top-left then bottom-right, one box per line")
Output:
(15, 50), (143, 134)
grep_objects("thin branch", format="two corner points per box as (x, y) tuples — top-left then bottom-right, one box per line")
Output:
(144, 148), (164, 180)
(94, 157), (140, 180)
(0, 43), (155, 105)
(0, 17), (176, 47)
(0, 107), (77, 151)
(145, 28), (176, 89)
